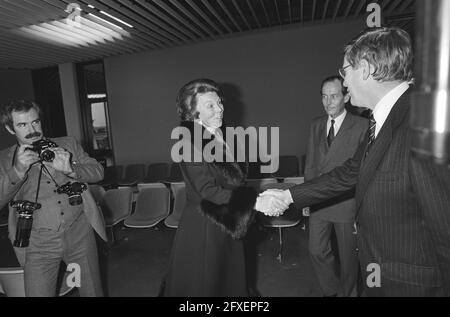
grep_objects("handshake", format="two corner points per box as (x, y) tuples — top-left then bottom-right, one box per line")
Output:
(254, 189), (293, 217)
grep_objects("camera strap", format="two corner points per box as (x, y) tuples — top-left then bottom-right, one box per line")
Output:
(35, 164), (43, 204)
(40, 163), (60, 188)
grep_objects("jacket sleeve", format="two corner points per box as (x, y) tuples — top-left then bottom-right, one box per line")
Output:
(289, 139), (365, 210)
(183, 162), (258, 239)
(410, 155), (450, 295)
(66, 137), (104, 183)
(0, 162), (26, 210)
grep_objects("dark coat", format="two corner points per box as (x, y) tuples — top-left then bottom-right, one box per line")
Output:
(290, 89), (450, 296)
(163, 121), (257, 297)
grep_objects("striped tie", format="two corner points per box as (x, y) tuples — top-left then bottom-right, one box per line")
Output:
(366, 111), (376, 157)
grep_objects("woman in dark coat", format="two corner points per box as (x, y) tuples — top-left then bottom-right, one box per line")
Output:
(163, 79), (286, 296)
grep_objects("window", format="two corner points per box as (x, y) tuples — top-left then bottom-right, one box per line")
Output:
(77, 61), (114, 167)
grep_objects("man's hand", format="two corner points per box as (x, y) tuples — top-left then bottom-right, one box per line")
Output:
(14, 144), (39, 179)
(44, 147), (74, 176)
(260, 189), (293, 205)
(255, 193), (290, 217)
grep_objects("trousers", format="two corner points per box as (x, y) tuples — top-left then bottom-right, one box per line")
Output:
(22, 212), (103, 297)
(308, 216), (358, 297)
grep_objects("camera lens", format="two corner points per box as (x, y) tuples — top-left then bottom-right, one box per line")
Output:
(68, 194), (83, 206)
(41, 149), (55, 162)
(14, 214), (33, 248)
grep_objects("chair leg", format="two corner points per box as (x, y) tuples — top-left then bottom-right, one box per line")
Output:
(108, 224), (128, 248)
(277, 227), (283, 263)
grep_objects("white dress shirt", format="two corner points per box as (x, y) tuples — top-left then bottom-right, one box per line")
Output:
(372, 81), (410, 138)
(327, 109), (347, 137)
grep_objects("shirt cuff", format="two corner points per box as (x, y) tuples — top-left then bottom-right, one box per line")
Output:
(285, 189), (294, 204)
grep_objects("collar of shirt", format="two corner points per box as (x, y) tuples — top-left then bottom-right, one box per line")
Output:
(372, 82), (410, 137)
(327, 109), (347, 137)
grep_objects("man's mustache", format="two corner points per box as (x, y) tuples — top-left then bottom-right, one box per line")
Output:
(25, 132), (41, 139)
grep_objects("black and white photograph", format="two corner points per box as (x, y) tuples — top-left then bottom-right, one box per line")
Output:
(0, 0), (449, 302)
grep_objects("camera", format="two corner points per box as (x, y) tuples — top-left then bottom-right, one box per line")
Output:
(57, 182), (87, 206)
(28, 139), (58, 162)
(10, 200), (41, 248)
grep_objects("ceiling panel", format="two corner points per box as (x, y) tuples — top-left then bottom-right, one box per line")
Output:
(0, 0), (416, 69)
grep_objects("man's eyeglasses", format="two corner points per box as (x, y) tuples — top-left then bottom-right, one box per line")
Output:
(339, 65), (351, 78)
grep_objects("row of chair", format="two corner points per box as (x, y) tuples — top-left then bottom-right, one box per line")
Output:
(89, 182), (186, 242)
(99, 162), (182, 188)
(91, 176), (304, 250)
(98, 155), (305, 189)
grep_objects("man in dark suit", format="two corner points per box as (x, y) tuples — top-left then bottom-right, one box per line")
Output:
(260, 27), (450, 296)
(305, 75), (368, 297)
(0, 100), (106, 296)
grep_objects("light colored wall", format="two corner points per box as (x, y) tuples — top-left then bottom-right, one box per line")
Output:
(0, 69), (35, 149)
(104, 20), (365, 165)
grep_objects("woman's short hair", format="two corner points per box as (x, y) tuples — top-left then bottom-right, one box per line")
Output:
(176, 79), (221, 121)
(0, 99), (41, 130)
(344, 27), (413, 82)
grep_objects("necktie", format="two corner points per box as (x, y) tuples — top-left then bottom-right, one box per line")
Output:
(327, 119), (335, 147)
(365, 111), (376, 156)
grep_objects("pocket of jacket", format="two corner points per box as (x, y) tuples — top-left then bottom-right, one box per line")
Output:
(381, 262), (442, 287)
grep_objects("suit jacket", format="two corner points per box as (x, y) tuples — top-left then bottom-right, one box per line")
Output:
(304, 111), (368, 223)
(0, 136), (107, 259)
(290, 89), (450, 296)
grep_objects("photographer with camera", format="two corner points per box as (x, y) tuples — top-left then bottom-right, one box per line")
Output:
(0, 100), (107, 297)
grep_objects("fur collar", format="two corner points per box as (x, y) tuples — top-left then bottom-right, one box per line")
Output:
(178, 120), (247, 186)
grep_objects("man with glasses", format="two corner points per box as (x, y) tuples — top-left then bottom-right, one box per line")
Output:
(260, 27), (450, 296)
(304, 75), (367, 297)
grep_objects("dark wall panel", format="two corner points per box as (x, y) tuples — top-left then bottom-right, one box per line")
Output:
(31, 67), (67, 138)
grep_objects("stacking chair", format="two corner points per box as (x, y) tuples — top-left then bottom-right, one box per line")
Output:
(168, 163), (183, 182)
(0, 268), (74, 297)
(0, 267), (25, 297)
(100, 187), (133, 243)
(258, 182), (302, 263)
(144, 163), (170, 183)
(164, 182), (186, 228)
(245, 178), (278, 192)
(88, 184), (106, 206)
(119, 164), (146, 187)
(100, 165), (124, 189)
(274, 155), (299, 179)
(124, 183), (171, 228)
